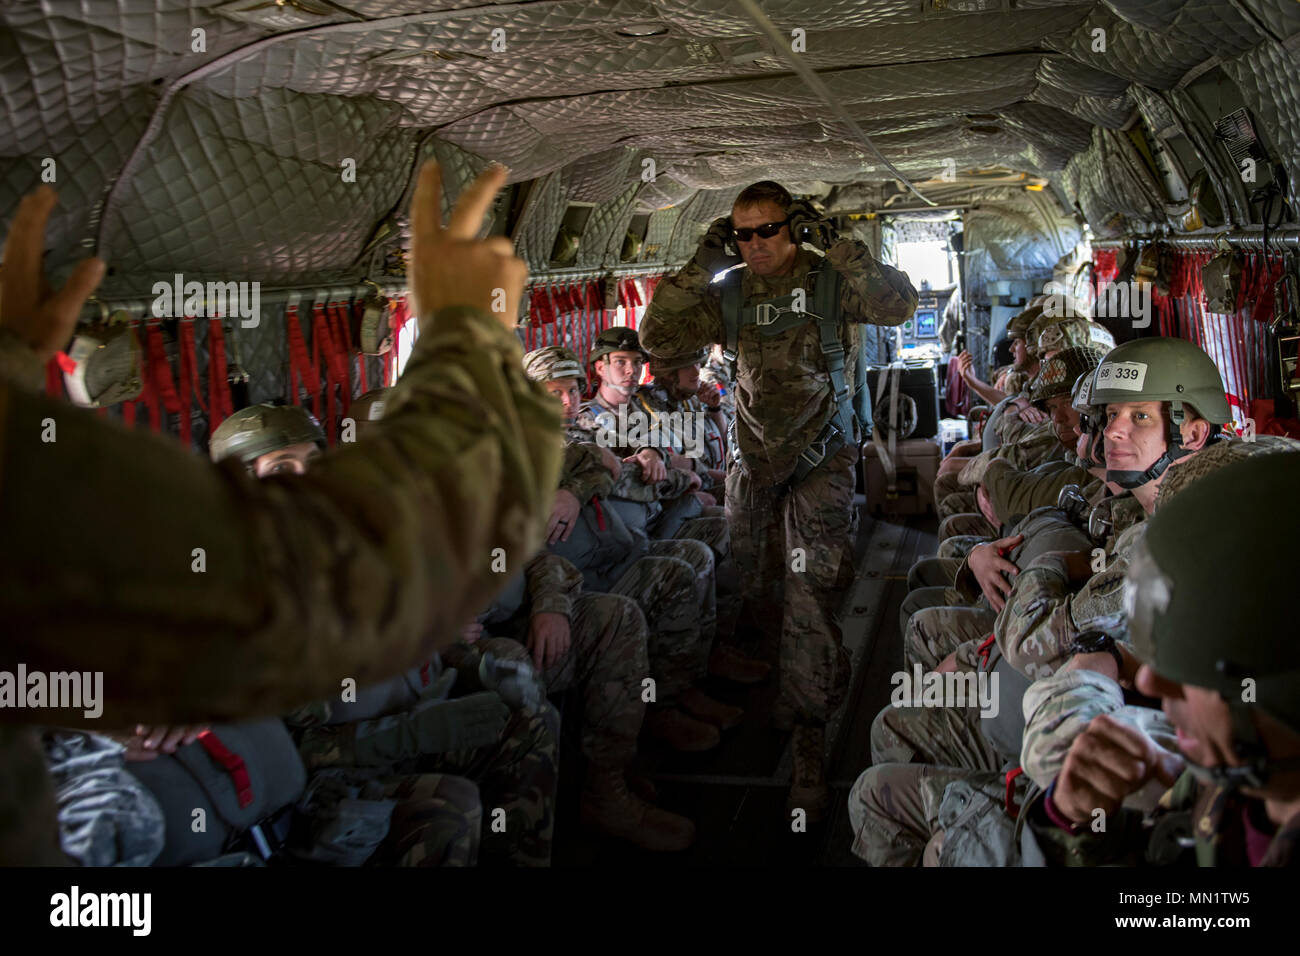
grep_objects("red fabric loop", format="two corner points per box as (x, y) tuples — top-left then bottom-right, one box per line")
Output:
(1004, 767), (1024, 819)
(196, 731), (254, 809)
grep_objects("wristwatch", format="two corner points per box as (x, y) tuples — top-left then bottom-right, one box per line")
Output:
(1069, 629), (1125, 675)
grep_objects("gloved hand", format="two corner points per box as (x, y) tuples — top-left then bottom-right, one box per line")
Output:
(785, 199), (836, 249)
(694, 216), (741, 274)
(479, 653), (546, 715)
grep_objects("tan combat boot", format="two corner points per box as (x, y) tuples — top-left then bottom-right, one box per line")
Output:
(580, 768), (696, 852)
(708, 644), (772, 684)
(787, 723), (829, 823)
(643, 706), (720, 751)
(679, 686), (744, 730)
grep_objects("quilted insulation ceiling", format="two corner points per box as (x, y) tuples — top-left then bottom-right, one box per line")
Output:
(3, 0), (1300, 295)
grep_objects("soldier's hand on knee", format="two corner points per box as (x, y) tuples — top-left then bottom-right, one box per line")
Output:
(975, 484), (999, 527)
(408, 161), (525, 331)
(527, 611), (572, 671)
(1, 185), (106, 362)
(692, 490), (716, 508)
(628, 448), (667, 483)
(1052, 715), (1184, 824)
(547, 488), (581, 543)
(968, 534), (1023, 612)
(934, 652), (959, 674)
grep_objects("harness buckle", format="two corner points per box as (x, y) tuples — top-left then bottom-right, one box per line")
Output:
(800, 438), (828, 469)
(754, 303), (782, 326)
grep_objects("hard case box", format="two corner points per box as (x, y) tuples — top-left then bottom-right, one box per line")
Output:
(861, 437), (941, 515)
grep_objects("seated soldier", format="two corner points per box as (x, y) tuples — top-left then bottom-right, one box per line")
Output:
(207, 404), (558, 866)
(1025, 451), (1300, 866)
(846, 337), (1242, 866)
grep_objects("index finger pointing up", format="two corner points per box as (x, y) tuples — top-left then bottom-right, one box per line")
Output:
(410, 161), (444, 251)
(446, 164), (507, 240)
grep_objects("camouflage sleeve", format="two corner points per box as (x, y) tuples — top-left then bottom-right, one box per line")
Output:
(0, 304), (563, 728)
(825, 238), (918, 325)
(524, 551), (583, 618)
(0, 329), (45, 392)
(996, 554), (1129, 680)
(610, 460), (694, 502)
(1021, 669), (1178, 789)
(640, 261), (725, 357)
(559, 442), (614, 502)
(984, 459), (1089, 524)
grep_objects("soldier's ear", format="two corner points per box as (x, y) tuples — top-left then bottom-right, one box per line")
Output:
(1182, 416), (1212, 451)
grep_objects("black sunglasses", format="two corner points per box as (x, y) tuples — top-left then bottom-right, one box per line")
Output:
(731, 216), (791, 242)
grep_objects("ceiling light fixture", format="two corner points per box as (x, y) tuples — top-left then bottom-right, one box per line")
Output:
(617, 22), (670, 37)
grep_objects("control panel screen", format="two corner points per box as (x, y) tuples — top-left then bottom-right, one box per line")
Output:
(914, 309), (937, 337)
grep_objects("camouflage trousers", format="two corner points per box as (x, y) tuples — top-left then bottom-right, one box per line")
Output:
(938, 510), (996, 543)
(371, 773), (481, 867)
(727, 442), (857, 723)
(611, 539), (714, 702)
(848, 762), (1003, 866)
(934, 471), (968, 517)
(476, 592), (648, 769)
(907, 556), (962, 591)
(674, 509), (742, 646)
(903, 603), (996, 673)
(938, 534), (987, 560)
(298, 704), (559, 867)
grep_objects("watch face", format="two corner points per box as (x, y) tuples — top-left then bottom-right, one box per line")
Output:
(1072, 630), (1112, 654)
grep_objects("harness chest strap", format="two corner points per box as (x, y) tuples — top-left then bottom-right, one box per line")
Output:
(720, 261), (856, 482)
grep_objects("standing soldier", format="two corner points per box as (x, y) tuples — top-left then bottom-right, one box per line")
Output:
(640, 181), (917, 818)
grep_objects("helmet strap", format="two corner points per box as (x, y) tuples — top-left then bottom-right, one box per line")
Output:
(1189, 704), (1300, 791)
(1105, 400), (1193, 489)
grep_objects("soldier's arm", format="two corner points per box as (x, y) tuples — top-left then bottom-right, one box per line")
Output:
(995, 555), (1127, 679)
(640, 261), (725, 357)
(559, 442), (614, 502)
(826, 237), (917, 326)
(983, 459), (1088, 525)
(0, 303), (563, 728)
(1021, 669), (1177, 789)
(523, 551), (583, 618)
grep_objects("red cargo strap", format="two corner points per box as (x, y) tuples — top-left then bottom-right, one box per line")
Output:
(328, 299), (355, 416)
(46, 355), (68, 397)
(134, 322), (161, 431)
(286, 304), (321, 417)
(1004, 767), (1024, 818)
(977, 633), (997, 670)
(206, 319), (234, 428)
(146, 323), (187, 443)
(197, 730), (254, 809)
(591, 495), (606, 531)
(178, 319), (207, 430)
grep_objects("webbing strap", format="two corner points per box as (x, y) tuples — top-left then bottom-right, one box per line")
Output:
(869, 363), (903, 496)
(206, 320), (234, 428)
(197, 730), (254, 809)
(146, 324), (186, 443)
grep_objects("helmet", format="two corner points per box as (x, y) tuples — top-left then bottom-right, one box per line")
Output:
(523, 346), (587, 391)
(1005, 305), (1043, 341)
(588, 326), (648, 365)
(1028, 347), (1105, 407)
(1090, 336), (1231, 489)
(209, 404), (326, 466)
(1071, 368), (1105, 467)
(649, 347), (709, 376)
(873, 389), (917, 440)
(61, 313), (144, 408)
(1030, 310), (1092, 358)
(1127, 450), (1300, 787)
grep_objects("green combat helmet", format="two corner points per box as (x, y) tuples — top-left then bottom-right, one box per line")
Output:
(1029, 306), (1092, 358)
(1028, 347), (1105, 407)
(209, 403), (326, 467)
(1127, 450), (1300, 789)
(648, 347), (709, 376)
(1089, 336), (1232, 490)
(522, 345), (588, 391)
(1071, 367), (1106, 467)
(587, 326), (648, 365)
(1005, 304), (1043, 342)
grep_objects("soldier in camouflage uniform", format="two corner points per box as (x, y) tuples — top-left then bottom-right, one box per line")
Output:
(1025, 451), (1300, 866)
(209, 403), (542, 866)
(523, 345), (751, 747)
(698, 344), (737, 427)
(641, 180), (917, 819)
(0, 166), (562, 863)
